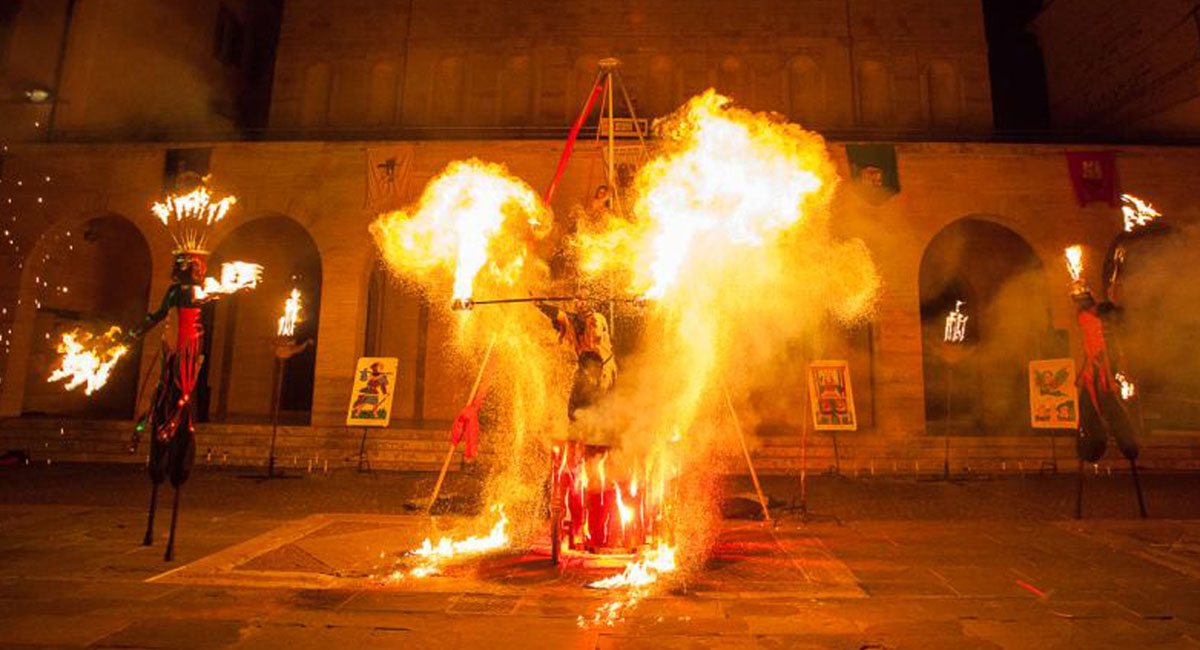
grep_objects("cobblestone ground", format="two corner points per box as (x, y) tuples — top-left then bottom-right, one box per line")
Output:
(1, 464), (1199, 649)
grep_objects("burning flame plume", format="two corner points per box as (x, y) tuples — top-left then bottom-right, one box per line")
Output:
(47, 326), (128, 395)
(152, 185), (237, 253)
(1064, 245), (1084, 283)
(277, 288), (302, 337)
(1120, 194), (1161, 233)
(944, 300), (968, 343)
(198, 262), (263, 299)
(370, 159), (551, 302)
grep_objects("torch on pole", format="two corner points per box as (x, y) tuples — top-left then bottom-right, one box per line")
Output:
(942, 301), (969, 480)
(451, 295), (647, 310)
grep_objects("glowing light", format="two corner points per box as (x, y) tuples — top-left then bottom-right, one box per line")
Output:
(197, 262), (263, 299)
(370, 159), (549, 302)
(943, 300), (968, 343)
(1115, 372), (1136, 401)
(277, 288), (302, 337)
(401, 505), (508, 578)
(1064, 245), (1084, 283)
(47, 326), (128, 395)
(1120, 194), (1160, 233)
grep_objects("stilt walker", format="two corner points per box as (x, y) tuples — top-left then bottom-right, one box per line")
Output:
(130, 181), (261, 560)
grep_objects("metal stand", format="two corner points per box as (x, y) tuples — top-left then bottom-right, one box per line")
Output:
(241, 356), (298, 481)
(356, 427), (374, 474)
(943, 364), (953, 480)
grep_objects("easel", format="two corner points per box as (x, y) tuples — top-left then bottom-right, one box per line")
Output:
(356, 426), (374, 475)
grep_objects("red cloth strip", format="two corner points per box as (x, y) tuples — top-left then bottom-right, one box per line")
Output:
(545, 76), (606, 203)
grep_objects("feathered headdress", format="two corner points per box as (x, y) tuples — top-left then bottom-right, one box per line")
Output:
(151, 177), (237, 254)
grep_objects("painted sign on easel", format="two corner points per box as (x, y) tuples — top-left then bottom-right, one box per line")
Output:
(1028, 359), (1079, 429)
(807, 360), (858, 431)
(346, 357), (398, 427)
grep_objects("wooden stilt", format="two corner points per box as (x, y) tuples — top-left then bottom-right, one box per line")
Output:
(1129, 458), (1147, 519)
(426, 335), (497, 514)
(723, 384), (770, 523)
(164, 486), (181, 562)
(1075, 459), (1085, 520)
(142, 482), (159, 546)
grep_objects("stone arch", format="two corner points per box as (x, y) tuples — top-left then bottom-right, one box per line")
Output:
(368, 61), (400, 127)
(499, 55), (534, 126)
(857, 60), (892, 127)
(925, 60), (964, 128)
(718, 56), (752, 105)
(301, 61), (332, 127)
(918, 217), (1060, 436)
(18, 214), (153, 419)
(430, 56), (466, 125)
(644, 55), (678, 117)
(787, 55), (824, 126)
(202, 216), (322, 424)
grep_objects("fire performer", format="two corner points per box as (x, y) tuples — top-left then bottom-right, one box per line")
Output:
(535, 294), (616, 422)
(129, 183), (261, 560)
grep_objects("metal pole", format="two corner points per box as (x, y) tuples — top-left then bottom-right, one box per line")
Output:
(427, 334), (497, 513)
(944, 364), (952, 480)
(723, 384), (770, 523)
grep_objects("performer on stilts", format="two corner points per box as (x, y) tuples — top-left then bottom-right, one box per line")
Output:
(129, 180), (260, 560)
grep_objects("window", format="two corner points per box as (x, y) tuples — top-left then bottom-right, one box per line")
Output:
(213, 4), (243, 66)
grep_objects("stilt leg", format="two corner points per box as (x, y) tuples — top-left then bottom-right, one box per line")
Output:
(164, 486), (182, 562)
(142, 482), (159, 546)
(1075, 459), (1084, 520)
(1129, 459), (1148, 519)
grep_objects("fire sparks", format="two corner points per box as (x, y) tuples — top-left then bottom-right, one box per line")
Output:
(943, 300), (968, 343)
(1115, 372), (1136, 401)
(1120, 194), (1160, 233)
(395, 505), (509, 579)
(370, 159), (550, 303)
(152, 185), (237, 252)
(1064, 245), (1084, 283)
(198, 261), (263, 299)
(277, 288), (302, 337)
(47, 326), (128, 394)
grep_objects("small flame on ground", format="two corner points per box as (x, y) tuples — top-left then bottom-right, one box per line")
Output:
(47, 326), (128, 395)
(1120, 194), (1161, 233)
(387, 505), (509, 580)
(277, 288), (302, 337)
(1064, 245), (1084, 283)
(579, 543), (678, 628)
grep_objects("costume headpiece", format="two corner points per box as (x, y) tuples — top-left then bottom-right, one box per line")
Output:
(151, 176), (237, 255)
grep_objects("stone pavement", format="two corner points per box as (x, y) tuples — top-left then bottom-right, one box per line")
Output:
(1, 464), (1200, 649)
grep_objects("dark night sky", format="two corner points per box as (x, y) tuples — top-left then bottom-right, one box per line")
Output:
(981, 0), (1052, 132)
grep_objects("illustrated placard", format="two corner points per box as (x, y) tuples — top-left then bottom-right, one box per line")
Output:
(1029, 358), (1079, 429)
(346, 357), (398, 427)
(808, 360), (858, 431)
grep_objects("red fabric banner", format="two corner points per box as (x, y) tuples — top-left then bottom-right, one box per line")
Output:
(1065, 151), (1119, 207)
(544, 76), (605, 203)
(449, 358), (495, 459)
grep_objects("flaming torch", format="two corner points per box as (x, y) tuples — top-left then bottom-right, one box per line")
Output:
(1115, 372), (1136, 401)
(1064, 245), (1085, 283)
(277, 288), (302, 337)
(47, 326), (129, 395)
(1120, 194), (1161, 233)
(199, 261), (263, 299)
(943, 300), (968, 343)
(152, 185), (237, 254)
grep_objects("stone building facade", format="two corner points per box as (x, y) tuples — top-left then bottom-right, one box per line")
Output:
(1, 0), (1198, 473)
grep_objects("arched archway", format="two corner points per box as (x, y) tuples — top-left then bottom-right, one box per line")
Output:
(431, 56), (466, 125)
(857, 60), (892, 127)
(368, 61), (400, 127)
(21, 214), (152, 418)
(499, 55), (533, 125)
(919, 218), (1062, 435)
(718, 56), (751, 105)
(202, 216), (322, 424)
(926, 61), (963, 128)
(787, 55), (824, 126)
(301, 62), (332, 127)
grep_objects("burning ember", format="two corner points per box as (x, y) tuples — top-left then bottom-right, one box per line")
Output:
(47, 326), (129, 394)
(370, 159), (550, 304)
(198, 261), (263, 299)
(277, 288), (302, 337)
(1064, 245), (1085, 283)
(152, 185), (237, 253)
(1115, 372), (1136, 401)
(943, 300), (968, 343)
(1120, 194), (1161, 233)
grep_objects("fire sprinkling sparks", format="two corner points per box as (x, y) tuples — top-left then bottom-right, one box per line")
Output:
(197, 262), (263, 299)
(152, 185), (237, 253)
(943, 300), (968, 343)
(370, 159), (550, 304)
(1115, 372), (1136, 401)
(277, 288), (302, 337)
(1064, 245), (1084, 283)
(1120, 194), (1160, 233)
(47, 326), (128, 394)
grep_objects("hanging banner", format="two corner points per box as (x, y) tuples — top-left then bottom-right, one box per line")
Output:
(1065, 151), (1119, 207)
(844, 143), (899, 203)
(808, 360), (858, 431)
(1028, 358), (1079, 429)
(346, 357), (399, 427)
(365, 146), (413, 211)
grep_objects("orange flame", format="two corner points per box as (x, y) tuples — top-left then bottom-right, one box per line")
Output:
(277, 288), (302, 337)
(47, 326), (128, 395)
(1115, 372), (1136, 401)
(370, 159), (550, 302)
(401, 505), (508, 578)
(1120, 194), (1160, 232)
(1064, 245), (1084, 283)
(198, 261), (263, 299)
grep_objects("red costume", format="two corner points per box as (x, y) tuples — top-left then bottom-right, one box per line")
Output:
(1072, 286), (1139, 463)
